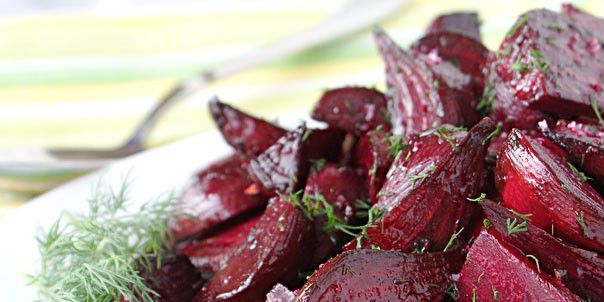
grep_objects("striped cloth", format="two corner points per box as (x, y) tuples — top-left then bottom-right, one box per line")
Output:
(0, 0), (601, 217)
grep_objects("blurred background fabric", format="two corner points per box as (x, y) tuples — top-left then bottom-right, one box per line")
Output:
(0, 0), (602, 217)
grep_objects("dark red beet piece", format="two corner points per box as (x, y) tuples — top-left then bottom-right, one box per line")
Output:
(374, 27), (464, 136)
(296, 249), (458, 302)
(209, 99), (286, 158)
(171, 155), (268, 241)
(177, 213), (261, 280)
(491, 9), (604, 120)
(458, 230), (580, 302)
(193, 197), (313, 302)
(303, 164), (365, 265)
(540, 119), (604, 185)
(496, 129), (604, 252)
(426, 12), (481, 41)
(412, 32), (489, 97)
(376, 125), (466, 212)
(350, 118), (494, 251)
(311, 87), (389, 136)
(352, 128), (395, 203)
(137, 254), (202, 302)
(248, 126), (345, 194)
(482, 199), (604, 302)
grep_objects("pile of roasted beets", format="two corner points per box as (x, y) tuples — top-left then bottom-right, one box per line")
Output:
(142, 5), (604, 302)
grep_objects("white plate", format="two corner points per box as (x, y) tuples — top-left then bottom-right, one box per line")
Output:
(0, 112), (313, 301)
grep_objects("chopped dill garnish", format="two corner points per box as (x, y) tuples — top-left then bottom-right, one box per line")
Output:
(590, 96), (604, 127)
(483, 219), (492, 229)
(477, 272), (485, 284)
(29, 182), (178, 302)
(471, 287), (477, 302)
(506, 218), (528, 235)
(477, 81), (495, 113)
(549, 23), (563, 31)
(492, 287), (499, 300)
(567, 162), (592, 182)
(483, 124), (503, 145)
(443, 227), (464, 252)
(506, 15), (528, 37)
(467, 193), (486, 203)
(575, 210), (590, 238)
(545, 37), (556, 46)
(508, 209), (533, 221)
(526, 254), (541, 273)
(310, 158), (327, 171)
(421, 125), (465, 151)
(386, 134), (408, 157)
(302, 128), (313, 141)
(445, 284), (459, 301)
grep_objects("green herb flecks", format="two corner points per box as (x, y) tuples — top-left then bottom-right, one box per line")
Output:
(506, 218), (528, 235)
(443, 227), (464, 252)
(526, 254), (541, 273)
(508, 209), (533, 221)
(29, 182), (178, 302)
(445, 284), (459, 301)
(567, 162), (592, 182)
(575, 210), (590, 238)
(386, 134), (408, 157)
(483, 219), (492, 229)
(467, 193), (486, 203)
(590, 96), (604, 127)
(506, 15), (528, 37)
(477, 81), (496, 113)
(310, 158), (327, 171)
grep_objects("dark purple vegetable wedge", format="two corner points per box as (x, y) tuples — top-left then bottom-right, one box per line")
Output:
(375, 125), (466, 212)
(303, 164), (365, 265)
(426, 12), (481, 41)
(540, 119), (604, 185)
(311, 87), (389, 135)
(296, 249), (459, 302)
(177, 213), (261, 280)
(352, 128), (394, 203)
(137, 254), (203, 302)
(248, 126), (345, 194)
(458, 230), (581, 301)
(171, 155), (268, 241)
(495, 129), (604, 252)
(374, 27), (464, 136)
(209, 99), (287, 158)
(192, 197), (313, 302)
(482, 199), (604, 302)
(489, 9), (604, 120)
(266, 284), (295, 302)
(412, 32), (489, 97)
(349, 118), (494, 251)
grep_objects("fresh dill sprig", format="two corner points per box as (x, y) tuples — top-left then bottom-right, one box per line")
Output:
(575, 210), (590, 238)
(506, 15), (528, 37)
(386, 134), (408, 157)
(567, 162), (592, 182)
(506, 218), (528, 235)
(443, 227), (464, 252)
(467, 193), (486, 203)
(309, 158), (327, 171)
(508, 209), (533, 221)
(421, 125), (465, 151)
(483, 219), (492, 229)
(589, 96), (604, 128)
(29, 182), (178, 302)
(477, 81), (495, 113)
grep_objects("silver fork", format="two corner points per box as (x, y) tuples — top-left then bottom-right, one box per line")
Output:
(0, 0), (406, 172)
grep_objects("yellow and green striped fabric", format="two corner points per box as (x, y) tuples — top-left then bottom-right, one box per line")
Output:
(0, 0), (601, 217)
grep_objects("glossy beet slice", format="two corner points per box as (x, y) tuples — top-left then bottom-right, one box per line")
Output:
(482, 199), (604, 301)
(374, 27), (463, 136)
(311, 87), (389, 135)
(352, 128), (395, 203)
(376, 125), (466, 211)
(248, 126), (345, 194)
(540, 119), (604, 185)
(351, 118), (494, 251)
(137, 254), (202, 302)
(303, 164), (365, 265)
(492, 9), (604, 120)
(193, 197), (313, 302)
(171, 155), (268, 241)
(209, 99), (286, 158)
(495, 129), (604, 252)
(458, 230), (580, 302)
(177, 213), (261, 280)
(296, 249), (457, 302)
(426, 12), (481, 41)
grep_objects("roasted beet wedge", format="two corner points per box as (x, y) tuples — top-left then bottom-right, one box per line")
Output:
(311, 87), (389, 136)
(458, 230), (580, 302)
(248, 126), (345, 194)
(376, 125), (466, 211)
(374, 27), (464, 136)
(353, 128), (395, 203)
(177, 213), (261, 280)
(350, 118), (494, 251)
(490, 9), (604, 120)
(482, 199), (604, 301)
(296, 249), (458, 302)
(426, 12), (481, 41)
(495, 129), (604, 252)
(209, 99), (286, 158)
(172, 155), (268, 241)
(193, 198), (313, 302)
(540, 119), (604, 185)
(136, 254), (202, 302)
(303, 164), (365, 265)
